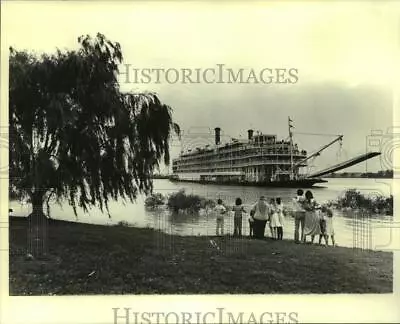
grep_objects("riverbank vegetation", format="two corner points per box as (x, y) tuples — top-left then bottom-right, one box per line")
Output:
(166, 189), (216, 212)
(9, 217), (392, 295)
(330, 189), (393, 215)
(144, 193), (166, 208)
(156, 188), (393, 216)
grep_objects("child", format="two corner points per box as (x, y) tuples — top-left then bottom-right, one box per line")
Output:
(248, 211), (255, 238)
(232, 198), (246, 237)
(321, 205), (335, 246)
(317, 207), (328, 246)
(269, 198), (278, 239)
(214, 199), (226, 236)
(275, 198), (284, 240)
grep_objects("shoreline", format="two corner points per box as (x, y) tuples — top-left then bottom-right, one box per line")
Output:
(9, 217), (393, 295)
(8, 214), (392, 253)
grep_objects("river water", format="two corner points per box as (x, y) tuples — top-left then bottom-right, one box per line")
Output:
(10, 178), (394, 251)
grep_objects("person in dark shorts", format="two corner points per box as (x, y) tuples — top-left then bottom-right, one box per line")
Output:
(232, 197), (246, 237)
(248, 210), (255, 237)
(275, 197), (284, 240)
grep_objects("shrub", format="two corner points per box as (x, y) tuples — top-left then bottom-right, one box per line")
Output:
(332, 189), (393, 215)
(145, 193), (165, 208)
(167, 189), (201, 212)
(167, 189), (216, 212)
(115, 221), (130, 227)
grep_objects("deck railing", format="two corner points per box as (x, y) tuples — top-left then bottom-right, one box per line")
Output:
(174, 159), (307, 173)
(174, 152), (307, 167)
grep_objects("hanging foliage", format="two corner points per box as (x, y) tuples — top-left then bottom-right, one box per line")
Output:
(9, 33), (180, 219)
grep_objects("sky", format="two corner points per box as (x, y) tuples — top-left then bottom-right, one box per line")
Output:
(2, 1), (399, 173)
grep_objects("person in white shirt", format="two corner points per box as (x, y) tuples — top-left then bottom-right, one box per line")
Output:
(292, 189), (306, 243)
(274, 197), (284, 240)
(214, 199), (226, 236)
(269, 198), (278, 239)
(251, 196), (270, 239)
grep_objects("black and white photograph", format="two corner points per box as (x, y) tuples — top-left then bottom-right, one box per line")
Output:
(1, 1), (399, 323)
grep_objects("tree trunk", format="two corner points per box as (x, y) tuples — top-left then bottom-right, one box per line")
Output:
(28, 191), (49, 258)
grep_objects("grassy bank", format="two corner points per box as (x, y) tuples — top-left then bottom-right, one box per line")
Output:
(9, 217), (392, 295)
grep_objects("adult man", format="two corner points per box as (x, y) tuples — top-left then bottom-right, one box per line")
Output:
(292, 189), (306, 243)
(251, 196), (270, 239)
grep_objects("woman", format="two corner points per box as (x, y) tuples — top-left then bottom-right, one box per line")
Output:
(251, 196), (270, 239)
(268, 198), (277, 239)
(302, 190), (321, 243)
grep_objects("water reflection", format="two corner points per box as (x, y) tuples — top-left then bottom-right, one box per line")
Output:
(145, 206), (393, 251)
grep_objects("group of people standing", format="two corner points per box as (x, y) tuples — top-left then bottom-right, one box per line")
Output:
(213, 189), (335, 246)
(248, 196), (285, 240)
(291, 189), (335, 245)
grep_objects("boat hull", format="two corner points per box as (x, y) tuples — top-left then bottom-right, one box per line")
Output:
(168, 177), (327, 188)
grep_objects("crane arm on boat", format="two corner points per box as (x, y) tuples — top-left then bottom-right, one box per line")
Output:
(294, 135), (344, 167)
(306, 152), (381, 178)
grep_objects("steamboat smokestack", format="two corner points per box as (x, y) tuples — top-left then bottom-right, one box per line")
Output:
(214, 127), (221, 145)
(248, 129), (254, 140)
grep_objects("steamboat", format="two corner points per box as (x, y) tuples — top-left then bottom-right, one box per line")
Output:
(171, 118), (380, 188)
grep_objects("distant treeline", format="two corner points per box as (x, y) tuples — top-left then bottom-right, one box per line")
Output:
(325, 170), (393, 179)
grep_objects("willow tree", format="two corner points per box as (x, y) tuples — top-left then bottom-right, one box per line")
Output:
(9, 33), (180, 225)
